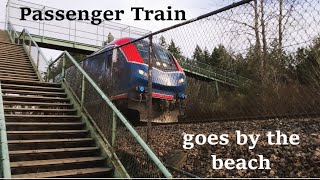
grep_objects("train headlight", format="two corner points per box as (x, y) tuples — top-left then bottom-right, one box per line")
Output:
(136, 86), (146, 93)
(178, 78), (185, 84)
(178, 93), (186, 99)
(138, 69), (148, 77)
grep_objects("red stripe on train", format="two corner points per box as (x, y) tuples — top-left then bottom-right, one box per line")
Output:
(152, 93), (174, 100)
(113, 38), (144, 64)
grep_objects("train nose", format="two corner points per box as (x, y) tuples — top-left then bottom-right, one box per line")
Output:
(153, 74), (176, 86)
(151, 68), (184, 87)
(134, 66), (186, 92)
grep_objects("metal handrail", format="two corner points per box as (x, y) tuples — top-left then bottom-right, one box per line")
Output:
(179, 59), (251, 84)
(18, 29), (50, 65)
(6, 19), (19, 43)
(6, 19), (49, 81)
(0, 82), (11, 179)
(6, 20), (170, 177)
(7, 1), (151, 47)
(182, 62), (239, 86)
(48, 51), (172, 178)
(11, 0), (151, 34)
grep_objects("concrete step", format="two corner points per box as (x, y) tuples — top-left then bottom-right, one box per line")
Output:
(4, 107), (76, 115)
(3, 95), (70, 103)
(11, 157), (106, 175)
(7, 130), (89, 140)
(1, 83), (64, 92)
(8, 138), (94, 151)
(9, 146), (100, 162)
(6, 122), (84, 131)
(2, 89), (67, 97)
(0, 78), (61, 87)
(3, 101), (72, 108)
(12, 167), (112, 178)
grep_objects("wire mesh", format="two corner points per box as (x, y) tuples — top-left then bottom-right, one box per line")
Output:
(140, 0), (320, 123)
(6, 0), (320, 177)
(48, 52), (169, 178)
(127, 0), (320, 178)
(87, 0), (320, 178)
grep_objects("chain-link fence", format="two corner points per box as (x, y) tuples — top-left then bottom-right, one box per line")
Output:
(132, 0), (319, 178)
(41, 0), (320, 177)
(48, 51), (171, 178)
(66, 0), (320, 177)
(78, 0), (320, 125)
(142, 0), (320, 123)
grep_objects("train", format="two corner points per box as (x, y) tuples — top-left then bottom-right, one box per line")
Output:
(83, 37), (186, 123)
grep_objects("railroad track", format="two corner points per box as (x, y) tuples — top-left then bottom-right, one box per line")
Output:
(136, 113), (320, 126)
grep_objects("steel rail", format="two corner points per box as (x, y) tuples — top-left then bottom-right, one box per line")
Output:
(136, 113), (320, 127)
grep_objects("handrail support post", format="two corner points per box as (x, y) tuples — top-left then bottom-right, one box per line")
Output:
(112, 111), (117, 147)
(36, 50), (40, 69)
(46, 66), (51, 82)
(61, 53), (66, 81)
(28, 39), (31, 54)
(80, 74), (86, 111)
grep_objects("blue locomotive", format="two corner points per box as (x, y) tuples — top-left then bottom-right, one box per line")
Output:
(83, 37), (186, 123)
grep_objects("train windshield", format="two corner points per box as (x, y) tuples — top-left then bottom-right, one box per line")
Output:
(133, 40), (178, 71)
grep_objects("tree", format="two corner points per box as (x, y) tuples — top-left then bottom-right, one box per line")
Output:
(295, 37), (320, 84)
(192, 45), (203, 62)
(203, 47), (211, 65)
(210, 45), (234, 70)
(167, 39), (182, 60)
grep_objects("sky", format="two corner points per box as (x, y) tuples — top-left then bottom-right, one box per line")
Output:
(0, 0), (238, 60)
(1, 0), (319, 62)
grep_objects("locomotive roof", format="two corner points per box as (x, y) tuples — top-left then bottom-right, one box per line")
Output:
(90, 37), (135, 57)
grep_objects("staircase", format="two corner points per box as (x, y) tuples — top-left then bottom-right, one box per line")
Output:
(0, 30), (11, 43)
(0, 33), (113, 178)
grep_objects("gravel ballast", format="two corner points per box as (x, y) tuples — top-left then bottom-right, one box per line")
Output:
(133, 118), (320, 178)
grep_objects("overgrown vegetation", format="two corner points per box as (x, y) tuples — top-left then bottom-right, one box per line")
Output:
(156, 0), (320, 121)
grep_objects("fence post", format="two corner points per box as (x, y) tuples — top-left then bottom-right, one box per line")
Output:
(28, 39), (31, 54)
(69, 21), (71, 41)
(80, 74), (86, 111)
(36, 50), (40, 70)
(5, 0), (11, 30)
(96, 25), (99, 46)
(215, 81), (219, 97)
(61, 54), (66, 81)
(22, 32), (25, 44)
(74, 21), (77, 47)
(46, 65), (51, 82)
(147, 35), (153, 143)
(42, 6), (45, 42)
(112, 111), (117, 147)
(17, 34), (20, 45)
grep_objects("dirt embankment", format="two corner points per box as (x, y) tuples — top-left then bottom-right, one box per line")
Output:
(135, 118), (320, 178)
